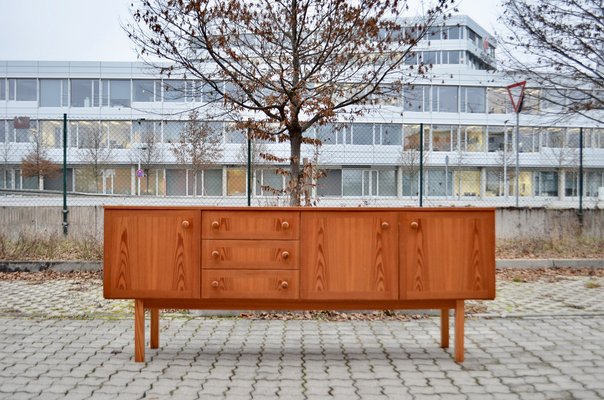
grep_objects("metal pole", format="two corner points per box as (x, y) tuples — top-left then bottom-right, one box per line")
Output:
(62, 113), (69, 236)
(579, 127), (584, 219)
(419, 123), (424, 207)
(515, 111), (520, 207)
(247, 128), (252, 207)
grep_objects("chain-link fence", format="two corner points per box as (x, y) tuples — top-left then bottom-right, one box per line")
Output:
(1, 115), (603, 210)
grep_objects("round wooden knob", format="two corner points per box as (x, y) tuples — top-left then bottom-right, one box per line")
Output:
(211, 220), (220, 229)
(281, 221), (289, 230)
(410, 221), (419, 229)
(281, 251), (289, 260)
(280, 281), (289, 289)
(381, 221), (390, 230)
(211, 280), (219, 288)
(211, 250), (220, 259)
(181, 220), (190, 229)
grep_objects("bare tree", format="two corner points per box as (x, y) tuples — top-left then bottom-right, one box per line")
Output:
(132, 125), (165, 195)
(171, 110), (223, 196)
(499, 0), (604, 123)
(20, 130), (59, 190)
(127, 0), (452, 205)
(78, 126), (113, 193)
(0, 141), (14, 189)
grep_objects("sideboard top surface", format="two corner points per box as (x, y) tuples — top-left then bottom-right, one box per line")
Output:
(104, 206), (496, 212)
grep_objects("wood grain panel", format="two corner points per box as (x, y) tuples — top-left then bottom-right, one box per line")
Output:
(202, 211), (299, 239)
(202, 240), (299, 269)
(103, 209), (201, 299)
(399, 211), (495, 300)
(201, 270), (299, 299)
(301, 212), (398, 300)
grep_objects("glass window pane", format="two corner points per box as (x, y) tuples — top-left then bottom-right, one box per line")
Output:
(432, 125), (452, 151)
(133, 80), (155, 102)
(164, 121), (185, 143)
(105, 121), (131, 149)
(71, 79), (93, 107)
(317, 169), (341, 196)
(0, 120), (5, 143)
(39, 120), (62, 148)
(164, 80), (186, 102)
(438, 86), (458, 112)
(227, 168), (246, 195)
(487, 88), (509, 114)
(16, 79), (37, 101)
(404, 86), (424, 111)
(40, 79), (61, 107)
(316, 124), (337, 144)
(109, 80), (130, 107)
(166, 169), (187, 195)
(0, 79), (5, 100)
(378, 170), (396, 196)
(465, 87), (485, 113)
(381, 124), (401, 145)
(203, 169), (223, 196)
(342, 169), (363, 196)
(352, 123), (373, 145)
(448, 26), (460, 40)
(259, 169), (283, 195)
(427, 169), (448, 196)
(464, 126), (485, 152)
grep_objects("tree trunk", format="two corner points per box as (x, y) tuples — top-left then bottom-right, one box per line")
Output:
(289, 131), (303, 206)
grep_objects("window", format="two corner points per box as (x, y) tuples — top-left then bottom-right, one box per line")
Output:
(431, 125), (455, 151)
(71, 79), (99, 107)
(103, 121), (131, 149)
(0, 79), (5, 100)
(403, 124), (429, 150)
(255, 169), (284, 196)
(402, 170), (419, 196)
(403, 85), (428, 112)
(487, 88), (510, 114)
(380, 124), (402, 145)
(461, 87), (485, 113)
(427, 169), (452, 196)
(225, 124), (246, 144)
(486, 170), (504, 197)
(434, 86), (458, 112)
(426, 27), (441, 40)
(133, 120), (160, 145)
(0, 120), (6, 143)
(351, 123), (373, 145)
(164, 121), (185, 143)
(166, 169), (187, 196)
(133, 80), (156, 102)
(317, 169), (342, 196)
(342, 169), (396, 196)
(447, 51), (460, 64)
(39, 121), (62, 148)
(421, 51), (438, 65)
(534, 171), (558, 197)
(316, 124), (337, 144)
(586, 171), (604, 197)
(461, 126), (484, 152)
(103, 80), (131, 107)
(15, 119), (37, 143)
(542, 127), (564, 148)
(8, 79), (37, 101)
(487, 126), (511, 152)
(203, 82), (222, 103)
(540, 89), (566, 111)
(203, 169), (223, 196)
(187, 81), (202, 102)
(40, 79), (68, 107)
(447, 26), (461, 40)
(227, 168), (246, 195)
(76, 121), (102, 149)
(519, 127), (539, 153)
(164, 80), (186, 102)
(566, 128), (581, 148)
(453, 170), (480, 197)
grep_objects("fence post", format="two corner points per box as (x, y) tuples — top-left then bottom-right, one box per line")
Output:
(62, 113), (69, 236)
(578, 127), (584, 224)
(247, 127), (252, 207)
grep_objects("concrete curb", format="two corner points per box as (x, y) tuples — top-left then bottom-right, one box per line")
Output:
(1, 259), (604, 272)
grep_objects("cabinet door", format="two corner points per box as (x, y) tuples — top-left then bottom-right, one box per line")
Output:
(400, 211), (495, 300)
(301, 212), (398, 300)
(104, 209), (201, 299)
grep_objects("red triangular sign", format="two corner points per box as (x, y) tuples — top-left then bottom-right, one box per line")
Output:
(506, 81), (526, 113)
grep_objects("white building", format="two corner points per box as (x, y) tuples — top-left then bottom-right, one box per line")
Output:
(0, 16), (603, 207)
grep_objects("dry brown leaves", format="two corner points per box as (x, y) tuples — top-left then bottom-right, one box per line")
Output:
(0, 271), (102, 283)
(496, 267), (604, 283)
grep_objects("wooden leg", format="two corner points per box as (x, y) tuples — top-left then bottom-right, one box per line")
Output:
(134, 299), (145, 362)
(150, 308), (160, 349)
(440, 308), (449, 348)
(455, 300), (464, 363)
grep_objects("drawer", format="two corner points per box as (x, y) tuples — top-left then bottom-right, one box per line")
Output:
(202, 211), (299, 239)
(202, 240), (299, 269)
(202, 270), (299, 299)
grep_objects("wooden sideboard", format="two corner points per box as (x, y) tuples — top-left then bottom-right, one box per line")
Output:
(104, 207), (496, 362)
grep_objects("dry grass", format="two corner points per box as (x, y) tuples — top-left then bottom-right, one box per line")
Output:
(496, 237), (604, 259)
(0, 232), (102, 261)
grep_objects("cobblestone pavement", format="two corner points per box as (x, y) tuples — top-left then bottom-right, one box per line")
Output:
(0, 271), (603, 400)
(0, 273), (602, 319)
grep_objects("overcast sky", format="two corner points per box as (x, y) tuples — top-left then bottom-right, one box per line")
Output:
(0, 0), (505, 62)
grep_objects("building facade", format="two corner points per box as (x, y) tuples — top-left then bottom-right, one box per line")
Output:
(1, 16), (603, 207)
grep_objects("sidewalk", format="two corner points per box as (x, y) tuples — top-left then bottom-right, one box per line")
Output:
(0, 269), (603, 400)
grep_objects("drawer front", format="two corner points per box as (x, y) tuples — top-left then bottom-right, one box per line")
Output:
(202, 240), (299, 269)
(202, 211), (299, 239)
(202, 270), (299, 299)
